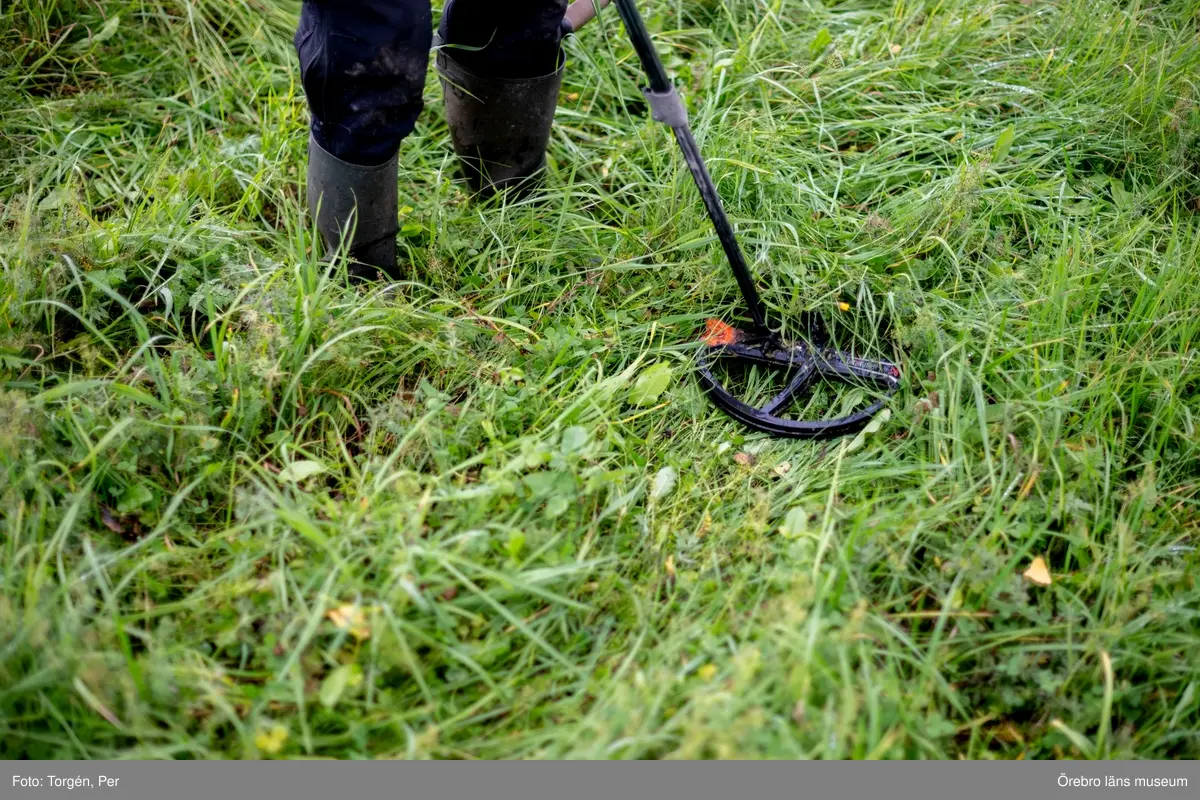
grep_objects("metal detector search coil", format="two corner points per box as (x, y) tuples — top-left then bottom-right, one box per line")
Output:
(698, 321), (901, 439)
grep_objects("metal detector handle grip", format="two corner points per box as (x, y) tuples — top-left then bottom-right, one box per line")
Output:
(564, 0), (671, 95)
(562, 0), (611, 34)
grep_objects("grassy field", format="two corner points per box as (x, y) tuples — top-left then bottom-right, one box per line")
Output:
(2, 0), (1199, 760)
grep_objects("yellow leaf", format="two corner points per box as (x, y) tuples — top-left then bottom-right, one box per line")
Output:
(327, 604), (371, 640)
(1023, 556), (1052, 586)
(255, 724), (289, 754)
(698, 664), (718, 681)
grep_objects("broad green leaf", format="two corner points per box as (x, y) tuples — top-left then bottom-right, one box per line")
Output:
(560, 425), (590, 454)
(117, 483), (154, 514)
(780, 507), (808, 539)
(1110, 178), (1132, 210)
(810, 28), (833, 58)
(837, 388), (866, 418)
(506, 531), (526, 559)
(39, 186), (73, 211)
(278, 459), (326, 483)
(984, 402), (1018, 423)
(524, 471), (570, 495)
(545, 495), (571, 518)
(73, 15), (119, 52)
(845, 408), (891, 455)
(650, 466), (678, 500)
(991, 124), (1015, 163)
(629, 362), (674, 407)
(319, 664), (362, 709)
(159, 286), (174, 319)
(93, 15), (121, 44)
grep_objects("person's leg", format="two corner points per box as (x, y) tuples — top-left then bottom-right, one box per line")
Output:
(295, 0), (431, 277)
(438, 0), (566, 78)
(435, 0), (568, 194)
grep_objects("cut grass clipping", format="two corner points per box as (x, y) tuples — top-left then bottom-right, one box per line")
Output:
(2, 0), (1199, 759)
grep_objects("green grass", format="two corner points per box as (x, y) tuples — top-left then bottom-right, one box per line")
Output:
(2, 0), (1199, 760)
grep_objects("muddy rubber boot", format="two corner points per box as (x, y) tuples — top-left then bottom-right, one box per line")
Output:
(306, 135), (400, 281)
(436, 48), (564, 196)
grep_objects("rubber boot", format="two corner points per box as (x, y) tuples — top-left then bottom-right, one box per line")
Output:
(436, 49), (564, 196)
(306, 135), (399, 280)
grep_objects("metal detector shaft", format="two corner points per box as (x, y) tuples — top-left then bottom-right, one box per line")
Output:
(606, 0), (769, 330)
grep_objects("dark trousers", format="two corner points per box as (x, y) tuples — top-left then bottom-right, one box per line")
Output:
(296, 0), (567, 166)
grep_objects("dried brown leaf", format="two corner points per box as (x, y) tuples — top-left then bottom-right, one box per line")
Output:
(1023, 556), (1052, 586)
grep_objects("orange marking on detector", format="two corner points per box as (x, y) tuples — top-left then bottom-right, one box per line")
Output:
(701, 319), (744, 346)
